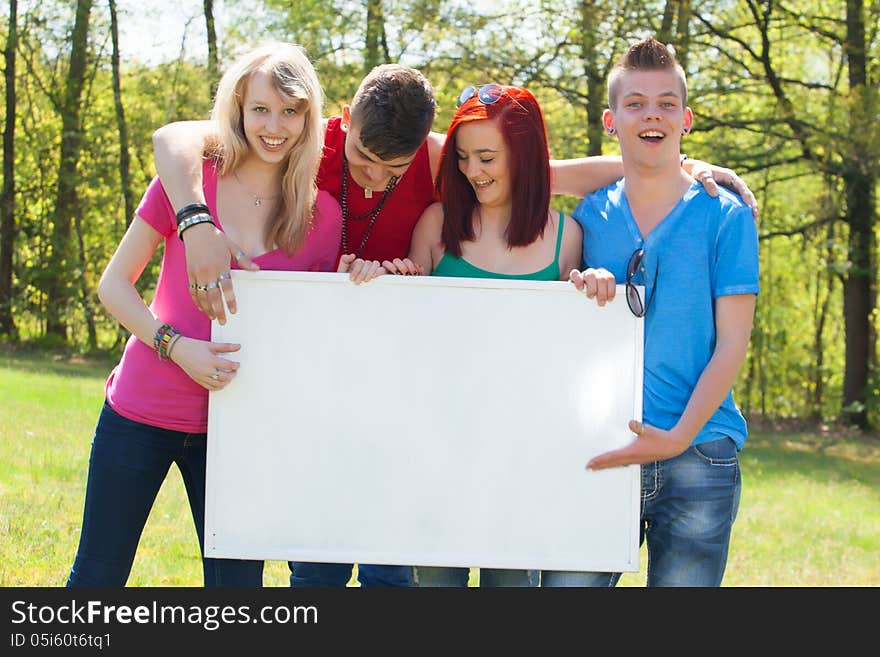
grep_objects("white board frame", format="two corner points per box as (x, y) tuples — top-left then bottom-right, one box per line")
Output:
(205, 271), (642, 573)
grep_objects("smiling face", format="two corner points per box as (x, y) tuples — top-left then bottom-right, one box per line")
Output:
(604, 69), (693, 169)
(241, 68), (306, 167)
(454, 118), (512, 209)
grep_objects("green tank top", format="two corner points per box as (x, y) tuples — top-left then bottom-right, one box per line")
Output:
(432, 212), (565, 281)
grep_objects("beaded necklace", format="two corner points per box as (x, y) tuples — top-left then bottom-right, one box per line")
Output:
(340, 146), (400, 257)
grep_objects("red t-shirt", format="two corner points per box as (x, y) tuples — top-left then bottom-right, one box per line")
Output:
(317, 116), (436, 262)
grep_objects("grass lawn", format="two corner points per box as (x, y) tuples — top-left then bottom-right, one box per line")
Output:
(1, 348), (877, 587)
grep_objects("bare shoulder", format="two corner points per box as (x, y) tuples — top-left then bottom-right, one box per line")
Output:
(551, 210), (583, 238)
(426, 131), (447, 177)
(413, 202), (445, 246)
(426, 131), (446, 153)
(410, 201), (446, 270)
(556, 210), (584, 277)
(562, 212), (582, 235)
(416, 201), (445, 232)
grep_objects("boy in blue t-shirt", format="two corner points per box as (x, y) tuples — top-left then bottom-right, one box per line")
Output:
(544, 38), (759, 587)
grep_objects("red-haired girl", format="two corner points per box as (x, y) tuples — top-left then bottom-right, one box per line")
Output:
(387, 85), (582, 285)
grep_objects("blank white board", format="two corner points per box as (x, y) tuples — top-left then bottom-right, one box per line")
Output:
(205, 271), (642, 572)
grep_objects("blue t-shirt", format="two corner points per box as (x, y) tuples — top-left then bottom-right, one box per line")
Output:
(573, 179), (759, 450)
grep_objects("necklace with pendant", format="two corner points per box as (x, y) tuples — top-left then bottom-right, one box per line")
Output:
(340, 148), (399, 257)
(233, 170), (279, 207)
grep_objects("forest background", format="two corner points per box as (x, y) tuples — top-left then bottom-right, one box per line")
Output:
(0, 0), (877, 432)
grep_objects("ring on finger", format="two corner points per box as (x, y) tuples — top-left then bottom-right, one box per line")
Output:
(210, 370), (221, 381)
(195, 283), (209, 292)
(205, 281), (219, 290)
(218, 273), (232, 282)
(234, 250), (246, 261)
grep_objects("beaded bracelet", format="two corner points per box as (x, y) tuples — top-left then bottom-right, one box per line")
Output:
(177, 213), (216, 241)
(175, 202), (210, 227)
(158, 327), (179, 362)
(152, 323), (168, 353)
(153, 323), (181, 362)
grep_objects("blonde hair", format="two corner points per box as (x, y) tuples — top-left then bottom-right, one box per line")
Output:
(211, 42), (324, 254)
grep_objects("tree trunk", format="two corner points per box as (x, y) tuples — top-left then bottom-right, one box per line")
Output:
(675, 0), (691, 70)
(580, 0), (603, 156)
(841, 172), (875, 428)
(743, 344), (754, 417)
(204, 0), (219, 100)
(759, 238), (771, 417)
(0, 0), (17, 338)
(811, 224), (835, 420)
(73, 210), (97, 350)
(108, 0), (134, 235)
(364, 0), (387, 73)
(658, 1), (690, 67)
(658, 0), (676, 44)
(841, 0), (876, 429)
(45, 0), (92, 342)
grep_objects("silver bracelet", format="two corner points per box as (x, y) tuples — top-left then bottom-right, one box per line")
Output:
(165, 332), (184, 361)
(177, 213), (216, 241)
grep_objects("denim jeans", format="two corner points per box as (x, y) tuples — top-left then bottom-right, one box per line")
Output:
(412, 566), (538, 587)
(289, 562), (412, 587)
(541, 437), (741, 587)
(67, 403), (263, 587)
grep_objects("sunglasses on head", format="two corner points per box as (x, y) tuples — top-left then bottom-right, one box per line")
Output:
(456, 84), (529, 113)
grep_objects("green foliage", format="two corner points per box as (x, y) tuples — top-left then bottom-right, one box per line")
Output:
(4, 3), (211, 351)
(0, 0), (877, 423)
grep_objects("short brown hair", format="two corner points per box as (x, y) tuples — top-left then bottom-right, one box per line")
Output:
(607, 38), (688, 110)
(350, 64), (436, 160)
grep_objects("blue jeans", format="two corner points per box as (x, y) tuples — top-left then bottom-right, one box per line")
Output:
(541, 437), (741, 587)
(67, 403), (263, 587)
(289, 562), (412, 588)
(413, 566), (538, 587)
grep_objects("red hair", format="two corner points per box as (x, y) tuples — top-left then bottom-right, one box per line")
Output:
(437, 86), (551, 257)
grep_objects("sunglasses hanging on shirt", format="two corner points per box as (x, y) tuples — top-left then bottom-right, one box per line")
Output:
(624, 248), (659, 318)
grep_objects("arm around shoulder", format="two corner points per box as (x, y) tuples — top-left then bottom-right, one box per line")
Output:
(550, 155), (623, 198)
(152, 119), (219, 210)
(425, 131), (447, 182)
